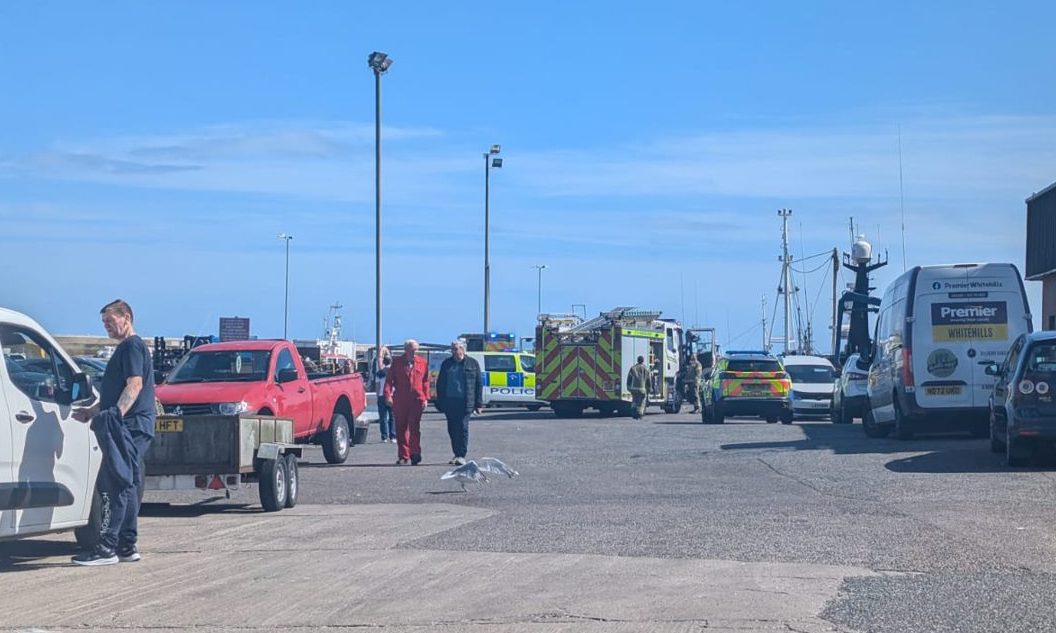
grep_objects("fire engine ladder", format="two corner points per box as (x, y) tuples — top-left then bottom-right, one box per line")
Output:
(570, 307), (663, 332)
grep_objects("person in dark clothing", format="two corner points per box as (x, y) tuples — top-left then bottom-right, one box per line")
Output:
(374, 351), (396, 442)
(435, 340), (482, 466)
(71, 299), (156, 566)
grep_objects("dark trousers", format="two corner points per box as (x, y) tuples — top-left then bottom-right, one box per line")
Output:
(99, 431), (151, 551)
(441, 399), (471, 458)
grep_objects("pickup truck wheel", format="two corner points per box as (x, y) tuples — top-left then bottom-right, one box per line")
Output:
(283, 453), (299, 508)
(74, 488), (103, 548)
(322, 413), (350, 464)
(259, 457), (288, 512)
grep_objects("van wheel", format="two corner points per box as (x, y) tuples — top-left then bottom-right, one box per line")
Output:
(893, 402), (914, 440)
(283, 453), (299, 508)
(862, 407), (890, 439)
(322, 413), (350, 464)
(258, 457), (288, 512)
(74, 488), (103, 548)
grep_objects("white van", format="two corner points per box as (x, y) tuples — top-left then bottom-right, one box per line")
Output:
(861, 263), (1033, 439)
(0, 308), (100, 543)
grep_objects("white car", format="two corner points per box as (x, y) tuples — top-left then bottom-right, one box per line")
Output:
(831, 353), (869, 424)
(0, 308), (101, 544)
(782, 355), (837, 418)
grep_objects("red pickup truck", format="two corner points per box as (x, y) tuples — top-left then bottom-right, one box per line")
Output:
(155, 340), (367, 464)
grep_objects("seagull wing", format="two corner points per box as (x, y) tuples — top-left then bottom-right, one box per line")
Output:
(441, 461), (488, 483)
(476, 457), (518, 478)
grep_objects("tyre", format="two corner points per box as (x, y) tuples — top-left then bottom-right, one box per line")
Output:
(74, 487), (102, 548)
(526, 404), (542, 412)
(832, 401), (852, 424)
(701, 403), (712, 424)
(714, 403), (725, 425)
(862, 406), (891, 439)
(1006, 427), (1029, 467)
(780, 411), (794, 425)
(258, 457), (288, 512)
(283, 453), (299, 509)
(893, 402), (914, 441)
(989, 412), (1005, 453)
(322, 413), (350, 464)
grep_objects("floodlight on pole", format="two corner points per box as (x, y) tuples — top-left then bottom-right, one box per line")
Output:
(532, 264), (547, 314)
(278, 233), (293, 339)
(368, 50), (392, 370)
(483, 143), (502, 336)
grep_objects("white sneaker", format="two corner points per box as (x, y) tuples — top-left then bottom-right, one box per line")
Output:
(454, 457), (467, 466)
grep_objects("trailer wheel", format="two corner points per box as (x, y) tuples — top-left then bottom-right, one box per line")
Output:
(74, 487), (103, 548)
(283, 453), (299, 508)
(322, 413), (350, 464)
(259, 457), (288, 512)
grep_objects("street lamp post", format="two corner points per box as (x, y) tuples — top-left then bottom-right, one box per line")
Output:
(278, 233), (293, 339)
(484, 144), (502, 336)
(368, 51), (393, 369)
(532, 264), (547, 314)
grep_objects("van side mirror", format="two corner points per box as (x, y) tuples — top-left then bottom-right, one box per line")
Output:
(277, 368), (299, 383)
(981, 361), (1000, 377)
(59, 372), (95, 406)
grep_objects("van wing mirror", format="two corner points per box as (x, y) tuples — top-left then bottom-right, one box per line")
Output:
(980, 361), (1000, 376)
(59, 372), (95, 406)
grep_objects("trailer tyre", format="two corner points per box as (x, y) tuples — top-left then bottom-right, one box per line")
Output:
(283, 453), (299, 508)
(322, 413), (350, 464)
(259, 457), (288, 512)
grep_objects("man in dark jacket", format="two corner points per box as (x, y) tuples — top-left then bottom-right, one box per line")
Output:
(435, 340), (483, 466)
(72, 299), (156, 566)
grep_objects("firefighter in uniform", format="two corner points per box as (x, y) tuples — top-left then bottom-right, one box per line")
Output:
(683, 355), (703, 413)
(627, 356), (650, 419)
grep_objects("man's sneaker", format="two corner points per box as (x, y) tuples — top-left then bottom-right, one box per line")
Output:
(118, 546), (142, 563)
(449, 457), (458, 465)
(71, 545), (119, 566)
(453, 457), (467, 466)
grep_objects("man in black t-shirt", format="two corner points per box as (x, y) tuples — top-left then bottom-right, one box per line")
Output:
(71, 299), (156, 566)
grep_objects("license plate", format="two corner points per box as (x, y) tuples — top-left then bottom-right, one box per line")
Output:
(155, 418), (184, 433)
(743, 384), (767, 393)
(924, 386), (962, 396)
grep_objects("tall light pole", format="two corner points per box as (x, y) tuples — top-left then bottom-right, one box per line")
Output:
(532, 264), (547, 314)
(278, 233), (293, 339)
(368, 51), (393, 368)
(484, 144), (502, 336)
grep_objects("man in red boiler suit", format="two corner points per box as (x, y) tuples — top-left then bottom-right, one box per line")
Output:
(383, 339), (430, 465)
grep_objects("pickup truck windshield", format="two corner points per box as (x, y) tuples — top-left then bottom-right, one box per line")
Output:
(167, 350), (272, 383)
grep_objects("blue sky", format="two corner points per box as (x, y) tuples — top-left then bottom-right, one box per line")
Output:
(2, 1), (1054, 352)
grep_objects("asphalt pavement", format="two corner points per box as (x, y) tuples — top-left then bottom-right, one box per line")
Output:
(3, 407), (1056, 632)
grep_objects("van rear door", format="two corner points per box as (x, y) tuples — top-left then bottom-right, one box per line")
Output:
(913, 265), (1029, 409)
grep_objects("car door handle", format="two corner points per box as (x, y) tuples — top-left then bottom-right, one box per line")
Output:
(297, 387), (306, 394)
(16, 411), (35, 423)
